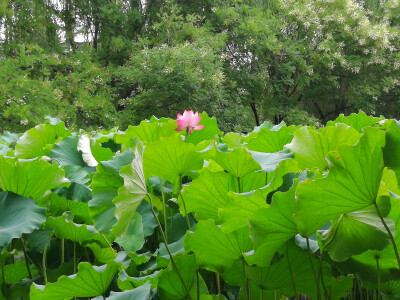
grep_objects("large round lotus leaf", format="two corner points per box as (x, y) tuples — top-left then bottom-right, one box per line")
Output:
(89, 149), (133, 233)
(184, 220), (253, 273)
(30, 262), (120, 300)
(112, 143), (147, 237)
(248, 180), (299, 266)
(15, 122), (70, 159)
(294, 128), (385, 236)
(326, 111), (383, 132)
(116, 117), (177, 147)
(0, 156), (70, 200)
(246, 125), (295, 153)
(214, 148), (261, 178)
(285, 123), (360, 171)
(323, 209), (393, 262)
(180, 170), (231, 222)
(143, 134), (203, 182)
(0, 191), (46, 247)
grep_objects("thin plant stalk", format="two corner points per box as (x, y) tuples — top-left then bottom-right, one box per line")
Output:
(20, 238), (32, 279)
(0, 248), (7, 298)
(146, 195), (192, 300)
(358, 277), (364, 300)
(197, 270), (200, 300)
(217, 273), (221, 300)
(374, 202), (400, 269)
(376, 257), (381, 300)
(237, 177), (242, 193)
(286, 242), (298, 300)
(160, 177), (168, 242)
(100, 233), (117, 259)
(317, 250), (329, 300)
(242, 259), (248, 300)
(43, 244), (48, 285)
(73, 242), (77, 274)
(61, 238), (65, 264)
(0, 248), (6, 284)
(179, 175), (191, 230)
(306, 238), (321, 300)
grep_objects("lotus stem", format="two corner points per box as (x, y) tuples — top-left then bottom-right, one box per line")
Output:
(100, 233), (116, 259)
(73, 242), (77, 274)
(197, 270), (200, 300)
(217, 273), (221, 300)
(318, 250), (329, 300)
(286, 241), (298, 300)
(146, 194), (192, 299)
(61, 238), (65, 264)
(376, 257), (381, 300)
(179, 175), (191, 231)
(43, 244), (48, 285)
(159, 177), (168, 242)
(373, 202), (400, 269)
(306, 238), (321, 300)
(0, 248), (7, 298)
(242, 259), (248, 300)
(20, 238), (32, 279)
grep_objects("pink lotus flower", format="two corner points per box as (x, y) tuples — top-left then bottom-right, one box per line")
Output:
(176, 110), (205, 135)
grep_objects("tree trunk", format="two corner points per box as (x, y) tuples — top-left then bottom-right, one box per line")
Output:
(250, 102), (260, 126)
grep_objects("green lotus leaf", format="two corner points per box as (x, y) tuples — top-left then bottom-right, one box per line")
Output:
(116, 118), (177, 147)
(185, 112), (223, 145)
(15, 121), (71, 158)
(214, 148), (261, 179)
(103, 281), (153, 300)
(222, 132), (243, 149)
(246, 125), (294, 153)
(245, 241), (333, 299)
(30, 262), (120, 300)
(44, 192), (92, 224)
(46, 213), (110, 247)
(383, 119), (400, 182)
(220, 159), (299, 233)
(112, 143), (147, 237)
(0, 260), (38, 284)
(219, 189), (269, 234)
(0, 192), (46, 246)
(294, 128), (386, 236)
(86, 243), (116, 264)
(137, 201), (157, 237)
(326, 111), (383, 132)
(247, 180), (299, 266)
(382, 281), (400, 299)
(323, 209), (393, 262)
(184, 220), (253, 272)
(328, 276), (354, 300)
(89, 149), (133, 233)
(25, 229), (52, 253)
(234, 171), (267, 193)
(144, 134), (203, 182)
(0, 156), (70, 200)
(77, 134), (114, 167)
(285, 123), (360, 171)
(118, 269), (162, 290)
(50, 135), (88, 168)
(158, 254), (208, 300)
(180, 170), (231, 221)
(114, 212), (144, 253)
(248, 150), (293, 173)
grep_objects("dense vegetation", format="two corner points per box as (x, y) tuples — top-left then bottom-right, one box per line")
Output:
(1, 0), (400, 132)
(0, 111), (400, 299)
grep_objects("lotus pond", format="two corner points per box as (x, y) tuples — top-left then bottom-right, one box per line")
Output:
(0, 111), (400, 300)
